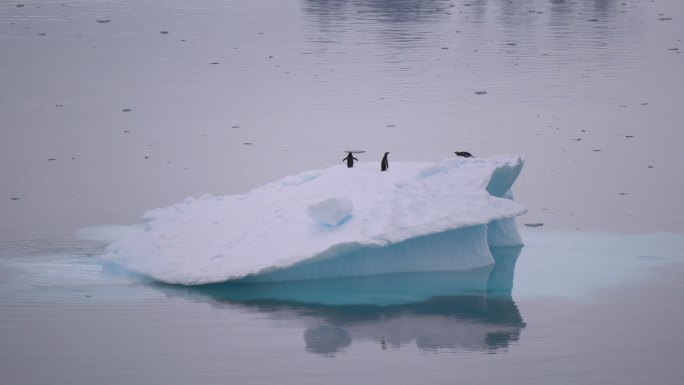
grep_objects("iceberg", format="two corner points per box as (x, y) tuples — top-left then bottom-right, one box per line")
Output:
(105, 155), (526, 284)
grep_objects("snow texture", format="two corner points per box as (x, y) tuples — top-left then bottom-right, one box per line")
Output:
(307, 197), (354, 226)
(104, 155), (526, 284)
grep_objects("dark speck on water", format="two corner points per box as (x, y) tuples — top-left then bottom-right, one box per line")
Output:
(160, 31), (169, 34)
(122, 108), (132, 112)
(625, 135), (634, 138)
(96, 19), (110, 23)
(48, 158), (56, 161)
(474, 91), (487, 95)
(525, 223), (544, 228)
(244, 142), (253, 146)
(10, 197), (20, 201)
(210, 62), (219, 65)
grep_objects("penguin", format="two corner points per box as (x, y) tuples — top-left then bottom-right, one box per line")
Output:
(343, 152), (358, 168)
(380, 152), (389, 171)
(454, 151), (474, 158)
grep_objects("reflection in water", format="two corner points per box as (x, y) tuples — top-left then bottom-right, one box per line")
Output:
(303, 0), (453, 45)
(297, 0), (643, 105)
(158, 247), (525, 356)
(303, 0), (454, 25)
(302, 0), (636, 51)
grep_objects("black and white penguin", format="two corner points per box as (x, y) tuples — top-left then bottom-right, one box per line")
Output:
(380, 152), (390, 171)
(343, 152), (358, 168)
(454, 151), (474, 158)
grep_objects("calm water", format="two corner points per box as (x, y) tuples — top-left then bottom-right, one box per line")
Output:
(1, 0), (684, 384)
(2, 233), (684, 384)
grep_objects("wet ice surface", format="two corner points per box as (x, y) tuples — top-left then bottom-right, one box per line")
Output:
(2, 0), (684, 384)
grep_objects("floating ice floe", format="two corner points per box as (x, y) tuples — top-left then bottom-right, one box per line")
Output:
(102, 155), (526, 284)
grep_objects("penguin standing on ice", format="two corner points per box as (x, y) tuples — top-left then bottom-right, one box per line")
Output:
(343, 152), (359, 168)
(454, 151), (475, 158)
(380, 152), (390, 171)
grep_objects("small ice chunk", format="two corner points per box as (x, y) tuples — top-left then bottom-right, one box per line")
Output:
(307, 197), (353, 227)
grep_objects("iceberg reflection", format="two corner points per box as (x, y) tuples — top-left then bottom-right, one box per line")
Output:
(158, 246), (525, 356)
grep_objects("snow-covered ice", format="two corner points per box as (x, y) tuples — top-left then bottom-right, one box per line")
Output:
(307, 197), (354, 227)
(102, 155), (526, 284)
